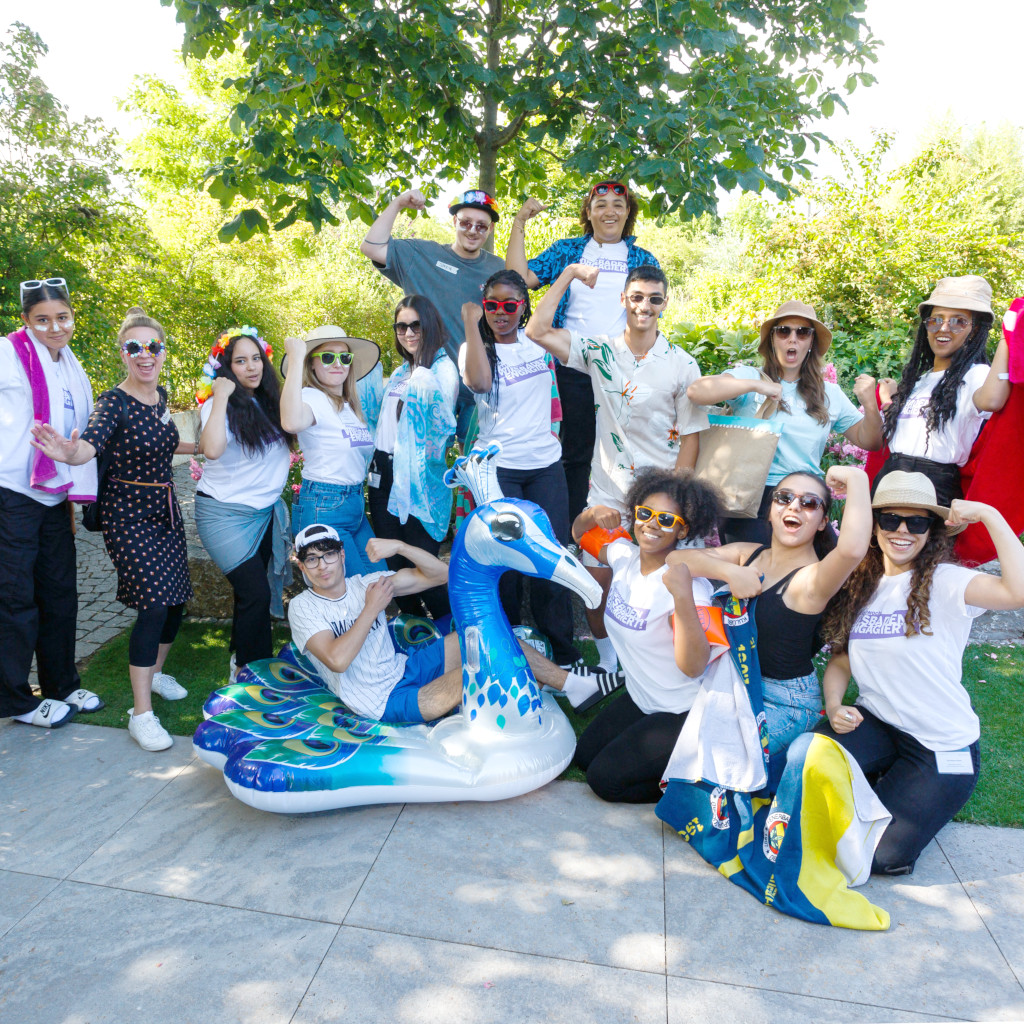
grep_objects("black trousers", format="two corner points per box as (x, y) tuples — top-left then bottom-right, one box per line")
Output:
(496, 461), (579, 665)
(0, 488), (80, 716)
(575, 690), (689, 804)
(224, 519), (274, 667)
(814, 708), (979, 875)
(555, 364), (597, 527)
(367, 450), (451, 619)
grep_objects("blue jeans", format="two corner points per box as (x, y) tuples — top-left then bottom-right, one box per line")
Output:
(762, 671), (822, 757)
(292, 479), (375, 576)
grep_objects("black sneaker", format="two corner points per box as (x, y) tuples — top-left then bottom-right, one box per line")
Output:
(574, 669), (625, 713)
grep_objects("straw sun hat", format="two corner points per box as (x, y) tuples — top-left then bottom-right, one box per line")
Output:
(280, 325), (380, 380)
(871, 471), (966, 535)
(758, 300), (832, 356)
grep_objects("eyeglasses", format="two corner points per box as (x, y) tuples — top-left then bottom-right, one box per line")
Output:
(874, 512), (934, 534)
(121, 339), (165, 357)
(634, 505), (686, 530)
(20, 277), (68, 300)
(482, 298), (526, 314)
(590, 181), (627, 197)
(771, 489), (826, 511)
(923, 316), (972, 333)
(312, 351), (353, 367)
(394, 320), (422, 335)
(626, 293), (666, 307)
(455, 218), (491, 235)
(772, 325), (815, 339)
(300, 548), (342, 569)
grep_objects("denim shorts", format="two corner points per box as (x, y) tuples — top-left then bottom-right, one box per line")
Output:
(292, 478), (375, 575)
(381, 638), (448, 724)
(761, 671), (823, 756)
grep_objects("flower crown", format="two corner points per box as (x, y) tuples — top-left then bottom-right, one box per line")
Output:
(195, 325), (272, 404)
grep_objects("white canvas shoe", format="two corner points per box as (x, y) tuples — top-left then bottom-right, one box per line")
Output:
(151, 672), (187, 700)
(128, 709), (173, 751)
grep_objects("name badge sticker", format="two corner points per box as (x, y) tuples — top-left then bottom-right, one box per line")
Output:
(435, 260), (459, 276)
(368, 472), (381, 488)
(935, 748), (974, 775)
(160, 409), (172, 425)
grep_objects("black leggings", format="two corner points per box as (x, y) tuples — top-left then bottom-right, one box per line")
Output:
(575, 690), (689, 803)
(224, 520), (274, 667)
(129, 603), (185, 668)
(814, 708), (979, 875)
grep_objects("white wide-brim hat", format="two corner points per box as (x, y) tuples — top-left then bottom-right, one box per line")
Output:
(871, 471), (966, 535)
(280, 325), (380, 380)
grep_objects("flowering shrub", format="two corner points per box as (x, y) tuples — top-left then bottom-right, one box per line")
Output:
(284, 450), (304, 506)
(189, 457), (204, 481)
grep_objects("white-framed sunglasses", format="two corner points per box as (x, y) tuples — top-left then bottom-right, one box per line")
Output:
(20, 277), (68, 300)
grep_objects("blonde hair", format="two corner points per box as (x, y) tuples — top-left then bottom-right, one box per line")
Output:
(302, 343), (364, 421)
(118, 306), (166, 345)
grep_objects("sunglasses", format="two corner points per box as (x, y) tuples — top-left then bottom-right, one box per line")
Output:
(394, 320), (422, 335)
(771, 489), (826, 511)
(20, 277), (68, 300)
(590, 181), (627, 197)
(634, 505), (686, 530)
(482, 298), (526, 314)
(121, 338), (165, 357)
(923, 316), (971, 333)
(626, 293), (666, 306)
(312, 351), (353, 367)
(772, 325), (815, 339)
(874, 512), (935, 534)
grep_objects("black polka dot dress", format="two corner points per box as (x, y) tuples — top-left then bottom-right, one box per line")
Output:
(81, 386), (193, 610)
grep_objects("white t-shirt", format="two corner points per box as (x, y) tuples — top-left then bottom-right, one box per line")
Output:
(298, 387), (373, 485)
(603, 538), (714, 714)
(890, 364), (991, 466)
(564, 238), (629, 337)
(568, 332), (708, 510)
(287, 572), (406, 719)
(458, 330), (561, 469)
(199, 400), (290, 509)
(848, 563), (985, 750)
(373, 374), (410, 455)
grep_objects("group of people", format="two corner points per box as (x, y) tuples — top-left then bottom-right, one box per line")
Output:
(3, 180), (1020, 877)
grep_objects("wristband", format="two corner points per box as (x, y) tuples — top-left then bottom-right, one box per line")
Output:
(579, 525), (629, 559)
(193, 441), (199, 456)
(998, 372), (1010, 381)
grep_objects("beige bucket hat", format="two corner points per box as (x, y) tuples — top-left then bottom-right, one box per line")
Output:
(871, 471), (966, 535)
(758, 300), (832, 356)
(918, 275), (993, 316)
(280, 325), (380, 380)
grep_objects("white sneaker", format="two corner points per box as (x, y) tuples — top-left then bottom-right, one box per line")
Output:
(128, 708), (173, 751)
(228, 654), (238, 684)
(151, 672), (187, 700)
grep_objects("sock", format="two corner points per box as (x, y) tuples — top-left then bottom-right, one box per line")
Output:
(14, 700), (71, 725)
(561, 671), (599, 708)
(594, 636), (618, 671)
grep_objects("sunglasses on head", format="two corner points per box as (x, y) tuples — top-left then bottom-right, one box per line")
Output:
(312, 350), (353, 367)
(590, 181), (627, 198)
(482, 298), (526, 314)
(771, 489), (826, 511)
(121, 338), (165, 357)
(20, 277), (68, 300)
(394, 320), (421, 335)
(772, 325), (815, 339)
(634, 505), (686, 530)
(874, 512), (935, 534)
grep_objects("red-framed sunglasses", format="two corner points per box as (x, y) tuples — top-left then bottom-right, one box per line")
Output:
(482, 298), (526, 314)
(589, 181), (627, 198)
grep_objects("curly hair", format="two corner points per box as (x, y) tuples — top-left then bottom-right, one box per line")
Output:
(624, 468), (722, 541)
(579, 185), (638, 238)
(477, 269), (532, 403)
(883, 307), (994, 448)
(822, 522), (955, 655)
(394, 294), (448, 370)
(216, 334), (294, 457)
(767, 472), (836, 560)
(758, 328), (829, 426)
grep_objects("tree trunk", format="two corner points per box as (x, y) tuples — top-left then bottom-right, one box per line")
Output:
(479, 0), (501, 253)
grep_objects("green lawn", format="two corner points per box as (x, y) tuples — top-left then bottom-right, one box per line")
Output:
(77, 626), (1021, 828)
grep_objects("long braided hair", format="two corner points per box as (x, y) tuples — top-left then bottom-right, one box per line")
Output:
(882, 307), (994, 449)
(478, 268), (532, 403)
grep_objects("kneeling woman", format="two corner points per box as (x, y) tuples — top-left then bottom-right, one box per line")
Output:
(571, 469), (721, 803)
(195, 327), (293, 677)
(818, 471), (1024, 875)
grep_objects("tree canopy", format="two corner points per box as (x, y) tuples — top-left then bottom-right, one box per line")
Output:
(163, 0), (879, 239)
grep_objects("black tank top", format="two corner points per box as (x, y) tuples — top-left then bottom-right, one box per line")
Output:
(744, 546), (822, 679)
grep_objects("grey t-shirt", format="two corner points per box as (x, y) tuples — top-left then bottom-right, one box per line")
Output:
(376, 239), (505, 362)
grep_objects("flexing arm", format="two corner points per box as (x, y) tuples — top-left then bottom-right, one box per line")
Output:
(686, 372), (782, 406)
(972, 334), (1012, 412)
(30, 423), (97, 465)
(199, 377), (235, 460)
(665, 544), (764, 598)
(525, 263), (595, 364)
(822, 651), (863, 733)
(358, 189), (425, 265)
(304, 577), (394, 673)
(571, 504), (625, 564)
(365, 538), (448, 596)
(663, 560), (712, 677)
(843, 374), (884, 451)
(460, 302), (492, 393)
(504, 198), (545, 290)
(957, 501), (1024, 609)
(279, 335), (315, 433)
